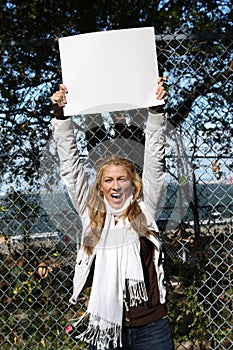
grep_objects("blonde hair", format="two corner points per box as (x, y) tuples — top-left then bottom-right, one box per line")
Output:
(83, 156), (156, 254)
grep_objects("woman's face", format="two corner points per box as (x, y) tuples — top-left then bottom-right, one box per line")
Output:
(100, 164), (133, 209)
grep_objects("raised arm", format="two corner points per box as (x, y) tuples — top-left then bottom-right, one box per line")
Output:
(142, 78), (167, 217)
(51, 85), (90, 216)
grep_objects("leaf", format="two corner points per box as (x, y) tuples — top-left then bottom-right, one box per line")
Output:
(19, 121), (29, 130)
(0, 205), (7, 212)
(178, 175), (190, 186)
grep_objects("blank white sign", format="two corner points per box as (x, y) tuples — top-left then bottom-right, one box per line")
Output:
(59, 27), (163, 116)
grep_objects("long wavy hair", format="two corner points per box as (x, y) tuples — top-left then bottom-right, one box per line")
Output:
(83, 156), (156, 255)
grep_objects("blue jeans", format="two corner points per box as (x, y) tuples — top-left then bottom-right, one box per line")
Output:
(89, 317), (174, 350)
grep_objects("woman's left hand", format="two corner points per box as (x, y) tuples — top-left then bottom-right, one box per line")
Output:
(156, 77), (168, 101)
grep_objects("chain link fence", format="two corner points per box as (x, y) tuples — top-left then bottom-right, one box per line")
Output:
(0, 32), (232, 349)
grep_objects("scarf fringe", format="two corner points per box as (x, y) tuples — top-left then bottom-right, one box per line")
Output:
(126, 279), (148, 308)
(75, 314), (122, 350)
(72, 310), (88, 328)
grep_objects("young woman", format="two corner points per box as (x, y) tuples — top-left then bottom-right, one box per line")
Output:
(51, 79), (174, 350)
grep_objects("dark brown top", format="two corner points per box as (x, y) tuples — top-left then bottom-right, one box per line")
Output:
(123, 237), (167, 327)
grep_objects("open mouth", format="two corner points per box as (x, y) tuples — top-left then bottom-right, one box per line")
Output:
(111, 193), (122, 199)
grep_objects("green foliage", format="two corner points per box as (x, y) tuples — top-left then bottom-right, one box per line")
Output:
(0, 245), (77, 349)
(165, 256), (209, 347)
(167, 285), (208, 346)
(202, 251), (233, 346)
(165, 251), (233, 348)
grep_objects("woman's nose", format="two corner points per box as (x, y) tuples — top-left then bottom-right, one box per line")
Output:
(112, 180), (120, 190)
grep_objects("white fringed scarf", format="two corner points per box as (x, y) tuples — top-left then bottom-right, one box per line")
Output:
(76, 195), (148, 349)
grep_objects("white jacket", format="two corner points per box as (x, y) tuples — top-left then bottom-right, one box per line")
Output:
(52, 111), (167, 305)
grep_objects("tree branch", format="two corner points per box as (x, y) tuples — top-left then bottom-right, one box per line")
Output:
(167, 59), (233, 127)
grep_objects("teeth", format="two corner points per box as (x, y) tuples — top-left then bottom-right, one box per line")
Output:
(112, 194), (121, 198)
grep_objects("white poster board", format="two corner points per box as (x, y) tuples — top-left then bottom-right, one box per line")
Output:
(59, 27), (163, 115)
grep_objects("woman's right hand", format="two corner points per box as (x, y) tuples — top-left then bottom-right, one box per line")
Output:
(51, 84), (68, 107)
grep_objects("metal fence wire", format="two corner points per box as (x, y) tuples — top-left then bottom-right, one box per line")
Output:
(0, 32), (233, 350)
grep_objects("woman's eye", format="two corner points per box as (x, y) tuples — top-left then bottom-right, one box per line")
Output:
(119, 178), (127, 182)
